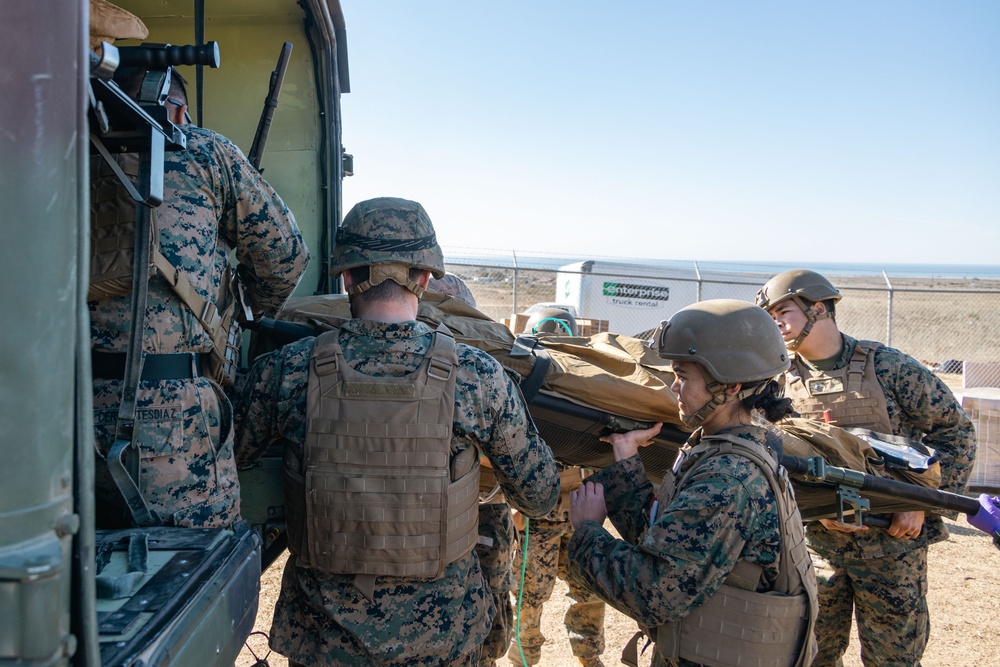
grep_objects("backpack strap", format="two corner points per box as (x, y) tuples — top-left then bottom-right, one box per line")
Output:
(508, 334), (551, 403)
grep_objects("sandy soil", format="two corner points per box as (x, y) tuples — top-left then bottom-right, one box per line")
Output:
(238, 516), (1000, 667)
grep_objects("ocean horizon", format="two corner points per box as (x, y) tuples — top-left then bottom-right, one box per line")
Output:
(442, 248), (1000, 280)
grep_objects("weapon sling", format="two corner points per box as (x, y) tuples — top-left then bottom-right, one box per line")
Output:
(91, 134), (163, 527)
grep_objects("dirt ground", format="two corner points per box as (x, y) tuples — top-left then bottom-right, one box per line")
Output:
(238, 516), (1000, 667)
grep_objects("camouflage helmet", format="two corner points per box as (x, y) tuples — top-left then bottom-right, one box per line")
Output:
(655, 299), (789, 384)
(428, 272), (477, 308)
(755, 269), (841, 311)
(526, 307), (578, 336)
(331, 197), (446, 281)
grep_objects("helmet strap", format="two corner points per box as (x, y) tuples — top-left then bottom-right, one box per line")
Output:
(681, 379), (728, 429)
(681, 380), (760, 429)
(346, 263), (426, 298)
(785, 296), (831, 351)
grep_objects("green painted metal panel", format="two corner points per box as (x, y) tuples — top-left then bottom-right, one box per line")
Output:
(116, 1), (325, 297)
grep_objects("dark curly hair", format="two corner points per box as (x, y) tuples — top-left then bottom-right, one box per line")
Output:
(739, 379), (794, 423)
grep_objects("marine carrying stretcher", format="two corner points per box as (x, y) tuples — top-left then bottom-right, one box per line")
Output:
(240, 291), (980, 566)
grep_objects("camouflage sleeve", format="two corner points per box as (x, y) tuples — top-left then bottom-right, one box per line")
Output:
(876, 346), (977, 496)
(233, 337), (314, 466)
(567, 456), (771, 628)
(211, 132), (309, 316)
(587, 455), (655, 543)
(462, 350), (560, 518)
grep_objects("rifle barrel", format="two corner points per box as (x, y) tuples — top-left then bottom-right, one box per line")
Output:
(248, 42), (292, 171)
(244, 317), (316, 346)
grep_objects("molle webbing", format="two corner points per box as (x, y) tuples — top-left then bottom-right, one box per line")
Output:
(648, 434), (818, 667)
(294, 330), (479, 579)
(90, 153), (146, 300)
(786, 341), (892, 433)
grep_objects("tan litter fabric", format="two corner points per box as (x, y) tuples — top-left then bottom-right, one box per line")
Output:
(533, 333), (679, 424)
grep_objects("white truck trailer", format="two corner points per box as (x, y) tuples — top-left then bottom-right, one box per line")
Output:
(555, 260), (766, 336)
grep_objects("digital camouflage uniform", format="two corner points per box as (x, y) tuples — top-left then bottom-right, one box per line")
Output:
(477, 500), (518, 667)
(510, 465), (606, 667)
(91, 124), (308, 528)
(234, 319), (560, 666)
(566, 425), (784, 667)
(793, 334), (976, 667)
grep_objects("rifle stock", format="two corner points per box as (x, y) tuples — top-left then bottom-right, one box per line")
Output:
(248, 42), (292, 172)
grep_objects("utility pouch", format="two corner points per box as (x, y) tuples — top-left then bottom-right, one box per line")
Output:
(201, 267), (241, 386)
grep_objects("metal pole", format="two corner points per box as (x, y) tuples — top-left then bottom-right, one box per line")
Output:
(194, 0), (205, 127)
(693, 260), (703, 302)
(882, 270), (894, 346)
(512, 249), (519, 315)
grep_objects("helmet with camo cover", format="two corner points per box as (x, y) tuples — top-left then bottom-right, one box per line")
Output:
(755, 269), (841, 350)
(428, 272), (477, 308)
(653, 299), (789, 427)
(332, 197), (445, 296)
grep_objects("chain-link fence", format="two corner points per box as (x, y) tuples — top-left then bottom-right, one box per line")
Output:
(442, 253), (1000, 391)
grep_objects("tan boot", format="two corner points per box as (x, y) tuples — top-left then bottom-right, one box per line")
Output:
(578, 658), (605, 667)
(507, 645), (540, 666)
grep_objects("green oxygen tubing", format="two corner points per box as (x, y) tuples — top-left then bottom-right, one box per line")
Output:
(513, 516), (530, 666)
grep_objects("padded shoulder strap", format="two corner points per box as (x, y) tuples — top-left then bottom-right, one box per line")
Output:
(844, 339), (879, 392)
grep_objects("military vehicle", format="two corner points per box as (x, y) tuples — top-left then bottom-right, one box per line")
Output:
(0, 1), (349, 664)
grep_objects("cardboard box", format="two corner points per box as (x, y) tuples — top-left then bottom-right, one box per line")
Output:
(577, 318), (611, 337)
(961, 390), (1000, 492)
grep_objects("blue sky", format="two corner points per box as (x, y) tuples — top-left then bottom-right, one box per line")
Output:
(338, 2), (999, 266)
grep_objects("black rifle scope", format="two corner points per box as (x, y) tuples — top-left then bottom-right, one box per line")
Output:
(118, 42), (221, 69)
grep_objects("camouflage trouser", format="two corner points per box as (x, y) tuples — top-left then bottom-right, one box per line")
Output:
(476, 503), (517, 667)
(289, 650), (481, 667)
(271, 553), (492, 666)
(509, 510), (606, 665)
(92, 377), (241, 528)
(810, 546), (929, 667)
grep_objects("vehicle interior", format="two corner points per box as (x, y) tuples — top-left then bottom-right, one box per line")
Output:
(2, 2), (348, 666)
